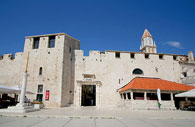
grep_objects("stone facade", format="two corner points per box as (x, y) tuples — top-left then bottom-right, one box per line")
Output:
(0, 30), (194, 108)
(0, 33), (80, 107)
(73, 50), (182, 107)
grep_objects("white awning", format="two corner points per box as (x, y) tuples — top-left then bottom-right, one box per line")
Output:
(175, 89), (195, 98)
(0, 84), (34, 94)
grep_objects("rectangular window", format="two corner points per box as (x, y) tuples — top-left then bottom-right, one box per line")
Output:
(173, 55), (177, 60)
(159, 54), (163, 59)
(130, 53), (135, 59)
(37, 84), (43, 102)
(115, 52), (120, 58)
(182, 72), (187, 77)
(145, 54), (149, 59)
(48, 36), (55, 48)
(37, 84), (43, 93)
(33, 38), (39, 49)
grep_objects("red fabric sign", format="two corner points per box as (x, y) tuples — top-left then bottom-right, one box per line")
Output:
(45, 90), (49, 100)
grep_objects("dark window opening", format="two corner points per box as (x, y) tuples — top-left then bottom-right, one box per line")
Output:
(155, 67), (158, 72)
(127, 93), (131, 100)
(115, 52), (120, 58)
(183, 72), (187, 77)
(123, 93), (126, 100)
(161, 93), (171, 100)
(145, 54), (149, 59)
(39, 67), (43, 75)
(133, 92), (144, 100)
(173, 55), (177, 60)
(132, 68), (143, 75)
(48, 36), (55, 48)
(147, 93), (158, 100)
(69, 47), (71, 53)
(36, 84), (43, 102)
(33, 38), (40, 49)
(119, 79), (120, 84)
(130, 53), (135, 59)
(37, 84), (43, 93)
(159, 54), (163, 59)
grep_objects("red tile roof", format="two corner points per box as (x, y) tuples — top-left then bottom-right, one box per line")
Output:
(120, 77), (195, 92)
(142, 29), (152, 40)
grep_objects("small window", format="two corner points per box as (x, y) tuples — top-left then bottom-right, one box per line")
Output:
(133, 68), (143, 75)
(173, 55), (177, 60)
(33, 38), (40, 49)
(48, 36), (55, 48)
(115, 52), (120, 58)
(39, 67), (42, 75)
(159, 54), (163, 59)
(130, 53), (135, 59)
(145, 54), (149, 59)
(69, 47), (71, 53)
(37, 84), (43, 93)
(155, 67), (158, 72)
(183, 72), (187, 77)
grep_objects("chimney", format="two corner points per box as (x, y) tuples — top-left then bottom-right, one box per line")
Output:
(188, 51), (194, 63)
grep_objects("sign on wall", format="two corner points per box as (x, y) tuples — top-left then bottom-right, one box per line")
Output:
(45, 90), (50, 101)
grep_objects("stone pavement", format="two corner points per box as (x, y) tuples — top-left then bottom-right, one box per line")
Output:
(0, 107), (195, 127)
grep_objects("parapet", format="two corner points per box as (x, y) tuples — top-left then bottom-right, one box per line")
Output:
(74, 49), (189, 62)
(0, 52), (23, 61)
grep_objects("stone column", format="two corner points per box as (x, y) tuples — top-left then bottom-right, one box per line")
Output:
(171, 93), (174, 101)
(144, 92), (147, 100)
(121, 94), (123, 99)
(19, 72), (27, 105)
(79, 85), (81, 106)
(131, 92), (134, 100)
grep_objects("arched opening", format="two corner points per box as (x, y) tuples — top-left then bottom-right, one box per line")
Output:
(39, 67), (43, 75)
(132, 68), (143, 75)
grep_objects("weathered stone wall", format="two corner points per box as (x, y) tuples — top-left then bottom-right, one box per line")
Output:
(23, 35), (66, 107)
(22, 34), (80, 107)
(61, 36), (80, 106)
(180, 62), (195, 86)
(73, 50), (181, 107)
(0, 53), (23, 87)
(123, 100), (176, 110)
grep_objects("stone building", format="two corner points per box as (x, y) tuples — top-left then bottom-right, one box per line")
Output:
(0, 29), (194, 108)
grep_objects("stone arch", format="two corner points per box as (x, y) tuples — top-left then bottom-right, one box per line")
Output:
(132, 68), (143, 75)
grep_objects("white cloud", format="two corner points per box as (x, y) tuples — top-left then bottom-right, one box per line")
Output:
(166, 41), (183, 49)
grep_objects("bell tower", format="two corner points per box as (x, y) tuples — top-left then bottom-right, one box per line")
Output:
(140, 28), (157, 53)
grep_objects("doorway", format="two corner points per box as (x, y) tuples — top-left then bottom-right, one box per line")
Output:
(81, 85), (96, 106)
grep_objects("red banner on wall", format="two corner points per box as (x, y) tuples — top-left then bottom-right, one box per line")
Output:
(45, 90), (49, 100)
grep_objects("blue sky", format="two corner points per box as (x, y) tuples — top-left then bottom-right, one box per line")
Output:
(0, 0), (194, 56)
